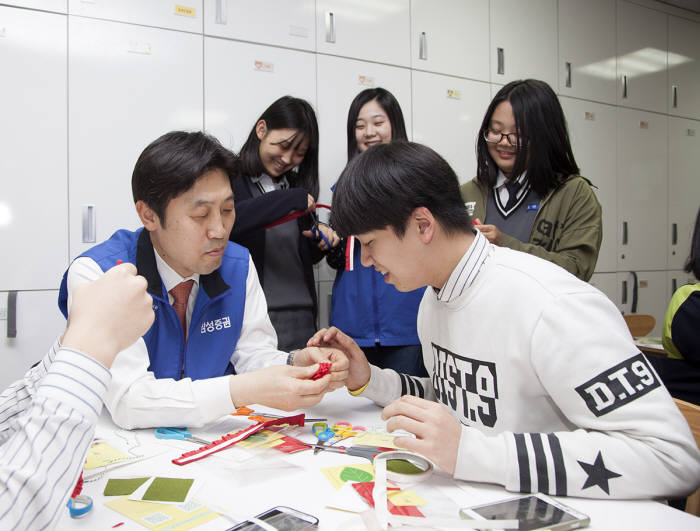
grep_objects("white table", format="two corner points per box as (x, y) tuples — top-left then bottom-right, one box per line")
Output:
(58, 388), (699, 530)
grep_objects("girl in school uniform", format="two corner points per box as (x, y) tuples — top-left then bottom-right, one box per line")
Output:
(460, 79), (602, 281)
(230, 95), (339, 352)
(327, 87), (427, 377)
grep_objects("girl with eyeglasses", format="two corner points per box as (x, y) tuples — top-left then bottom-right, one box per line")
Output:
(460, 79), (602, 281)
(229, 96), (339, 351)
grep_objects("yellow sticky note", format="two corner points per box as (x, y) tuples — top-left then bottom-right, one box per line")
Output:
(105, 496), (219, 530)
(174, 5), (196, 17)
(321, 463), (375, 490)
(84, 443), (129, 470)
(352, 433), (399, 448)
(387, 490), (426, 507)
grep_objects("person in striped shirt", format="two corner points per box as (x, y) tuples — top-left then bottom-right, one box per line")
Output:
(0, 263), (154, 530)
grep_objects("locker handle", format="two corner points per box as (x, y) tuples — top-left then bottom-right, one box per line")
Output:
(419, 32), (427, 60)
(325, 12), (336, 43)
(565, 62), (572, 88)
(672, 85), (678, 108)
(622, 75), (628, 99)
(622, 221), (628, 245)
(82, 204), (96, 243)
(7, 291), (17, 339)
(672, 222), (678, 245)
(497, 47), (504, 75)
(621, 280), (627, 305)
(672, 278), (677, 293)
(215, 0), (227, 25)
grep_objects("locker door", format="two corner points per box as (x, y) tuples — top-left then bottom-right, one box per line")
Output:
(668, 16), (700, 120)
(68, 0), (202, 32)
(410, 0), (489, 82)
(590, 272), (620, 309)
(316, 55), (412, 206)
(667, 270), (696, 300)
(617, 108), (667, 271)
(618, 271), (667, 337)
(203, 0), (315, 51)
(204, 37), (316, 152)
(560, 97), (617, 273)
(0, 6), (68, 291)
(68, 16), (203, 260)
(412, 71), (490, 184)
(316, 0), (410, 68)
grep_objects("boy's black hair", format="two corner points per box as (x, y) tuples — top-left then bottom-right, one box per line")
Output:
(331, 142), (473, 238)
(476, 79), (580, 196)
(237, 95), (319, 198)
(686, 207), (700, 279)
(346, 87), (408, 161)
(132, 131), (237, 225)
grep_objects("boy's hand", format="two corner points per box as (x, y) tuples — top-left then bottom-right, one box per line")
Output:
(291, 346), (348, 390)
(307, 327), (370, 392)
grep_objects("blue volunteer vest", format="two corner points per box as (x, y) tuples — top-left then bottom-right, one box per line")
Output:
(58, 228), (248, 381)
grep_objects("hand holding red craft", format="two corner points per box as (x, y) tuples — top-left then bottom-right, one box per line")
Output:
(311, 362), (331, 380)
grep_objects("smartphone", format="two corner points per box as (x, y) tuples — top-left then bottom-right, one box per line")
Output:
(460, 493), (590, 531)
(225, 506), (318, 531)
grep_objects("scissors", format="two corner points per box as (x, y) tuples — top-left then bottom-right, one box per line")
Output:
(234, 406), (326, 424)
(155, 427), (211, 445)
(313, 444), (394, 461)
(312, 422), (365, 454)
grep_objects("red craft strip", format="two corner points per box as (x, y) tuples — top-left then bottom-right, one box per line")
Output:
(351, 482), (425, 517)
(311, 362), (331, 380)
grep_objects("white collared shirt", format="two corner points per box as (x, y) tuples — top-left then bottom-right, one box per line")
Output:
(153, 249), (199, 334)
(250, 173), (289, 194)
(493, 170), (529, 217)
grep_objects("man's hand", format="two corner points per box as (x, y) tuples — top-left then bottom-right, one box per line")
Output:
(382, 395), (461, 474)
(229, 364), (335, 410)
(62, 263), (154, 368)
(307, 327), (370, 392)
(473, 218), (502, 245)
(292, 346), (349, 390)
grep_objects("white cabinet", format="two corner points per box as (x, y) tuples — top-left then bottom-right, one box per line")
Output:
(412, 71), (490, 184)
(0, 290), (65, 390)
(490, 0), (557, 88)
(616, 108), (667, 271)
(410, 0), (489, 82)
(316, 0), (410, 68)
(617, 1), (667, 114)
(68, 16), (203, 260)
(0, 6), (68, 291)
(560, 97), (617, 273)
(203, 0), (315, 51)
(668, 117), (700, 270)
(618, 270), (667, 337)
(3, 0), (66, 11)
(668, 15), (700, 120)
(316, 55), (412, 205)
(68, 0), (202, 33)
(204, 37), (316, 152)
(558, 0), (616, 104)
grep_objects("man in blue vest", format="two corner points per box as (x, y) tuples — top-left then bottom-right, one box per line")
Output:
(58, 131), (347, 429)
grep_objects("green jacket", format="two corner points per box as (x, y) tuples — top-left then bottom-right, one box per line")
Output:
(460, 175), (602, 281)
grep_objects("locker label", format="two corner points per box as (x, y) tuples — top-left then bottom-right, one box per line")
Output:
(175, 5), (196, 17)
(639, 121), (649, 129)
(254, 61), (274, 73)
(584, 111), (595, 121)
(446, 89), (461, 100)
(358, 75), (375, 87)
(639, 280), (648, 288)
(688, 129), (696, 137)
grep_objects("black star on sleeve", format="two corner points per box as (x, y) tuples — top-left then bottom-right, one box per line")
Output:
(577, 451), (622, 495)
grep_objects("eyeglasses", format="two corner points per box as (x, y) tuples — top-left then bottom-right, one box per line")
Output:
(483, 129), (519, 146)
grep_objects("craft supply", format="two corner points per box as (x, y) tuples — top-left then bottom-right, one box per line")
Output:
(314, 444), (394, 461)
(67, 471), (93, 518)
(104, 497), (218, 530)
(172, 413), (305, 465)
(103, 477), (150, 496)
(155, 427), (211, 445)
(321, 462), (376, 490)
(311, 361), (331, 380)
(374, 450), (434, 486)
(233, 406), (325, 423)
(112, 523), (124, 528)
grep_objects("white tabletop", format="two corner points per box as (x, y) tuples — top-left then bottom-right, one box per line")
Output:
(58, 388), (699, 530)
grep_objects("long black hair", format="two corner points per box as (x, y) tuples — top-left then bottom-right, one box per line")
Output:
(237, 95), (319, 198)
(476, 79), (579, 197)
(686, 207), (700, 279)
(346, 87), (408, 161)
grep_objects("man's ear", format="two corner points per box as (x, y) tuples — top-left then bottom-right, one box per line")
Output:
(413, 206), (435, 243)
(136, 200), (161, 231)
(255, 119), (267, 141)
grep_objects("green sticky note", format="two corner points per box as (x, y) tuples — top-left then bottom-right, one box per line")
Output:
(103, 477), (150, 496)
(141, 477), (195, 503)
(340, 466), (373, 483)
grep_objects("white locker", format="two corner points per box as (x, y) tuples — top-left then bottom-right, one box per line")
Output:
(560, 97), (617, 273)
(316, 55), (412, 206)
(668, 15), (700, 120)
(590, 272), (620, 309)
(618, 270), (667, 337)
(3, 0), (66, 11)
(410, 0), (489, 82)
(557, 0), (616, 104)
(204, 37), (316, 152)
(0, 290), (65, 390)
(490, 0), (557, 88)
(668, 117), (700, 270)
(616, 108), (667, 271)
(203, 0), (315, 52)
(617, 1), (667, 114)
(668, 270), (696, 301)
(412, 71), (490, 184)
(68, 0), (202, 33)
(316, 0), (411, 68)
(68, 16), (203, 260)
(0, 6), (68, 291)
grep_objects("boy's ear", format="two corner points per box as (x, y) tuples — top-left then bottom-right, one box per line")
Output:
(136, 200), (161, 231)
(413, 206), (435, 243)
(255, 119), (267, 141)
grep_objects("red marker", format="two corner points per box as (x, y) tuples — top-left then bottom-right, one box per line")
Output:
(112, 523), (124, 528)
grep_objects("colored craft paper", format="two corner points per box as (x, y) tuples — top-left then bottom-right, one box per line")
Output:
(84, 442), (130, 469)
(103, 477), (150, 496)
(236, 429), (284, 449)
(351, 433), (399, 448)
(105, 497), (219, 530)
(143, 478), (194, 503)
(387, 490), (427, 507)
(321, 463), (375, 490)
(351, 482), (424, 517)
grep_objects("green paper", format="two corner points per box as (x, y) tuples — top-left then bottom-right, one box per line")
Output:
(103, 477), (150, 496)
(141, 477), (195, 503)
(340, 466), (373, 483)
(386, 459), (424, 475)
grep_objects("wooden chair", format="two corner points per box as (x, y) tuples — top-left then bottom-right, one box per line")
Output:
(623, 314), (656, 338)
(673, 398), (700, 516)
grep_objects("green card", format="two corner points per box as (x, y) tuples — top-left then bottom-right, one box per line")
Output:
(103, 477), (150, 496)
(141, 477), (195, 503)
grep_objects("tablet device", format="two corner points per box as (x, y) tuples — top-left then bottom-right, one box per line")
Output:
(460, 493), (590, 531)
(225, 506), (318, 531)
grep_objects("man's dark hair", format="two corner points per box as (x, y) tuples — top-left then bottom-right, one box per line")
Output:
(476, 79), (580, 196)
(236, 95), (319, 198)
(331, 142), (473, 238)
(686, 207), (700, 279)
(346, 87), (408, 161)
(132, 131), (237, 225)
